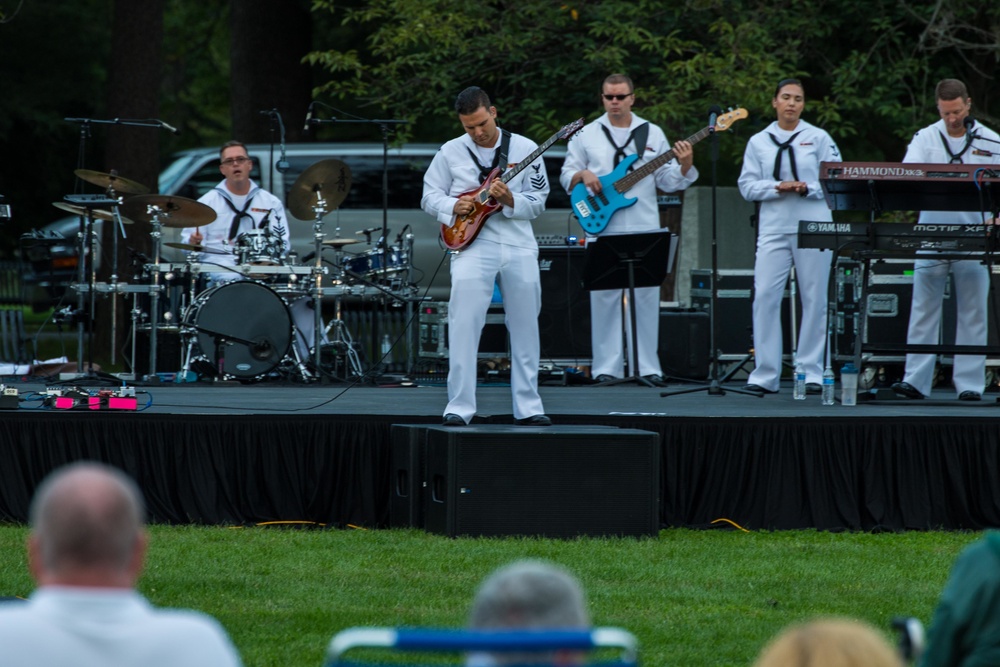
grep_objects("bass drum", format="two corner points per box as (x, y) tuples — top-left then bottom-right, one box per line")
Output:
(184, 281), (292, 379)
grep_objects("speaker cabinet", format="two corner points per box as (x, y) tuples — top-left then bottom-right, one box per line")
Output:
(423, 425), (660, 538)
(538, 246), (591, 359)
(389, 424), (428, 528)
(659, 308), (710, 379)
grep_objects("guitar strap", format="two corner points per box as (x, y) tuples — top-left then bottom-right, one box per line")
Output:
(938, 131), (974, 164)
(600, 122), (649, 170)
(768, 131), (803, 181)
(467, 129), (511, 182)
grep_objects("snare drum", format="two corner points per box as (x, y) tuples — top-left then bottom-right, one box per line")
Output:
(342, 246), (408, 279)
(183, 281), (292, 379)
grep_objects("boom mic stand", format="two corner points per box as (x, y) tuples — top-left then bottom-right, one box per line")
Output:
(663, 107), (763, 398)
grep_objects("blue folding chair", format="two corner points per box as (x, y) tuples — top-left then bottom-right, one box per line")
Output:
(325, 628), (639, 667)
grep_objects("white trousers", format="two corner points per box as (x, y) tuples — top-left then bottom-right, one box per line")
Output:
(747, 233), (832, 391)
(445, 242), (544, 422)
(590, 285), (663, 378)
(902, 258), (988, 396)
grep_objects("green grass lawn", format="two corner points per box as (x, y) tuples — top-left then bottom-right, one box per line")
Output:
(0, 525), (981, 666)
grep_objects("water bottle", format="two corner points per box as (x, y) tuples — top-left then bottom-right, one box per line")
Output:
(821, 366), (836, 405)
(841, 363), (859, 406)
(793, 361), (807, 400)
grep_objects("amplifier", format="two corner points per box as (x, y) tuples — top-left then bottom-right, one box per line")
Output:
(418, 302), (508, 359)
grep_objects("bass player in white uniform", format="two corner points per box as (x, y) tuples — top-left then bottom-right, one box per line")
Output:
(738, 78), (841, 394)
(422, 86), (551, 427)
(560, 73), (697, 385)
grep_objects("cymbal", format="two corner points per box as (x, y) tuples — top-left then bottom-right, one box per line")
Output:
(164, 242), (230, 256)
(287, 159), (352, 220)
(322, 238), (360, 248)
(52, 202), (133, 224)
(74, 169), (150, 195)
(121, 194), (217, 228)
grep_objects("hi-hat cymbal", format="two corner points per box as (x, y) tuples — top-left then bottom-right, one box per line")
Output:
(74, 169), (150, 195)
(53, 202), (134, 224)
(164, 241), (230, 256)
(322, 238), (360, 248)
(121, 194), (217, 228)
(287, 159), (352, 220)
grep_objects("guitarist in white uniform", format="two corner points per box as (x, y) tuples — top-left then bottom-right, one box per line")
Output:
(560, 74), (697, 384)
(421, 86), (551, 427)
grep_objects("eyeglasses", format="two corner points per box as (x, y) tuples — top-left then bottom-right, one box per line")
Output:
(221, 156), (251, 166)
(602, 93), (633, 101)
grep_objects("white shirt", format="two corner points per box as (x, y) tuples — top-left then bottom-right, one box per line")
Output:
(738, 119), (841, 234)
(559, 112), (698, 235)
(0, 586), (242, 667)
(903, 118), (1000, 225)
(421, 129), (549, 250)
(188, 180), (290, 269)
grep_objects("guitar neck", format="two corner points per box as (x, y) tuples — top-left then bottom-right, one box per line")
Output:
(499, 130), (562, 184)
(615, 125), (713, 193)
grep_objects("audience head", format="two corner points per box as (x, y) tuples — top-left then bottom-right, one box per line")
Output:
(28, 462), (147, 588)
(753, 617), (903, 667)
(469, 560), (590, 666)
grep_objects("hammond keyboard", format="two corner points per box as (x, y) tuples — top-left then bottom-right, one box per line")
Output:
(820, 161), (1000, 212)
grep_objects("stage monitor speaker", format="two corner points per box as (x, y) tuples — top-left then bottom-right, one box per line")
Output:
(423, 425), (660, 538)
(659, 308), (710, 379)
(538, 247), (591, 359)
(389, 424), (428, 528)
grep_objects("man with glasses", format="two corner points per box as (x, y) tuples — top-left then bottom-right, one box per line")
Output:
(185, 140), (289, 284)
(560, 74), (697, 386)
(891, 79), (1000, 401)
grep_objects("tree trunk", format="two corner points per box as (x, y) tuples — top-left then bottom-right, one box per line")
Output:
(230, 0), (313, 145)
(97, 0), (164, 372)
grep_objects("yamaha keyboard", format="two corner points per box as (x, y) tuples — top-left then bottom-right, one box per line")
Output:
(798, 220), (1000, 254)
(820, 161), (1000, 212)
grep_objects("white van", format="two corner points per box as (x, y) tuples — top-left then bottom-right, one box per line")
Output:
(157, 142), (579, 301)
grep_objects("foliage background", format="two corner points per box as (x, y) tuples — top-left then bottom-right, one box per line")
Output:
(2, 0), (1000, 252)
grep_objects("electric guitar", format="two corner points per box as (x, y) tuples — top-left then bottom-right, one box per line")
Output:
(570, 107), (748, 235)
(441, 118), (585, 250)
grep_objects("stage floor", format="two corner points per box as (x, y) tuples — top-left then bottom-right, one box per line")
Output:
(7, 375), (999, 418)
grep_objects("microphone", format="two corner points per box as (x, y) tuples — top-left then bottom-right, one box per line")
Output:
(301, 251), (316, 263)
(708, 105), (722, 132)
(160, 120), (181, 135)
(250, 339), (273, 361)
(965, 116), (977, 135)
(303, 102), (315, 132)
(355, 226), (380, 235)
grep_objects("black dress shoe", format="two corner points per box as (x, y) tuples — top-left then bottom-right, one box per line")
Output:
(805, 382), (822, 395)
(743, 384), (777, 394)
(442, 413), (466, 426)
(891, 381), (925, 399)
(642, 374), (668, 387)
(515, 414), (552, 426)
(959, 390), (982, 401)
(594, 374), (619, 383)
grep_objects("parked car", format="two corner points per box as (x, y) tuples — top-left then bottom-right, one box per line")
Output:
(26, 142), (579, 311)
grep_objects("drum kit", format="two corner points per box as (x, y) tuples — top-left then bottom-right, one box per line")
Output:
(59, 160), (418, 383)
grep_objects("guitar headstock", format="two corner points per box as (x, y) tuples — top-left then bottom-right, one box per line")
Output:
(715, 107), (748, 132)
(558, 117), (586, 140)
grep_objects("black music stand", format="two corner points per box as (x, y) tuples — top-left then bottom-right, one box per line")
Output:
(584, 230), (672, 387)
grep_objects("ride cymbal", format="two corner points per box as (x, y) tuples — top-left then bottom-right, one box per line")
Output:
(321, 238), (361, 248)
(287, 159), (352, 220)
(164, 242), (230, 256)
(121, 194), (217, 228)
(52, 202), (134, 224)
(74, 169), (150, 195)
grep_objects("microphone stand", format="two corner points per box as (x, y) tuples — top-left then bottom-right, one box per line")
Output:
(309, 113), (409, 377)
(64, 117), (172, 380)
(663, 110), (763, 398)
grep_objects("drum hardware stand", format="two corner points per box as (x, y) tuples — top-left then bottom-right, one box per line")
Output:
(322, 288), (364, 380)
(144, 206), (167, 382)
